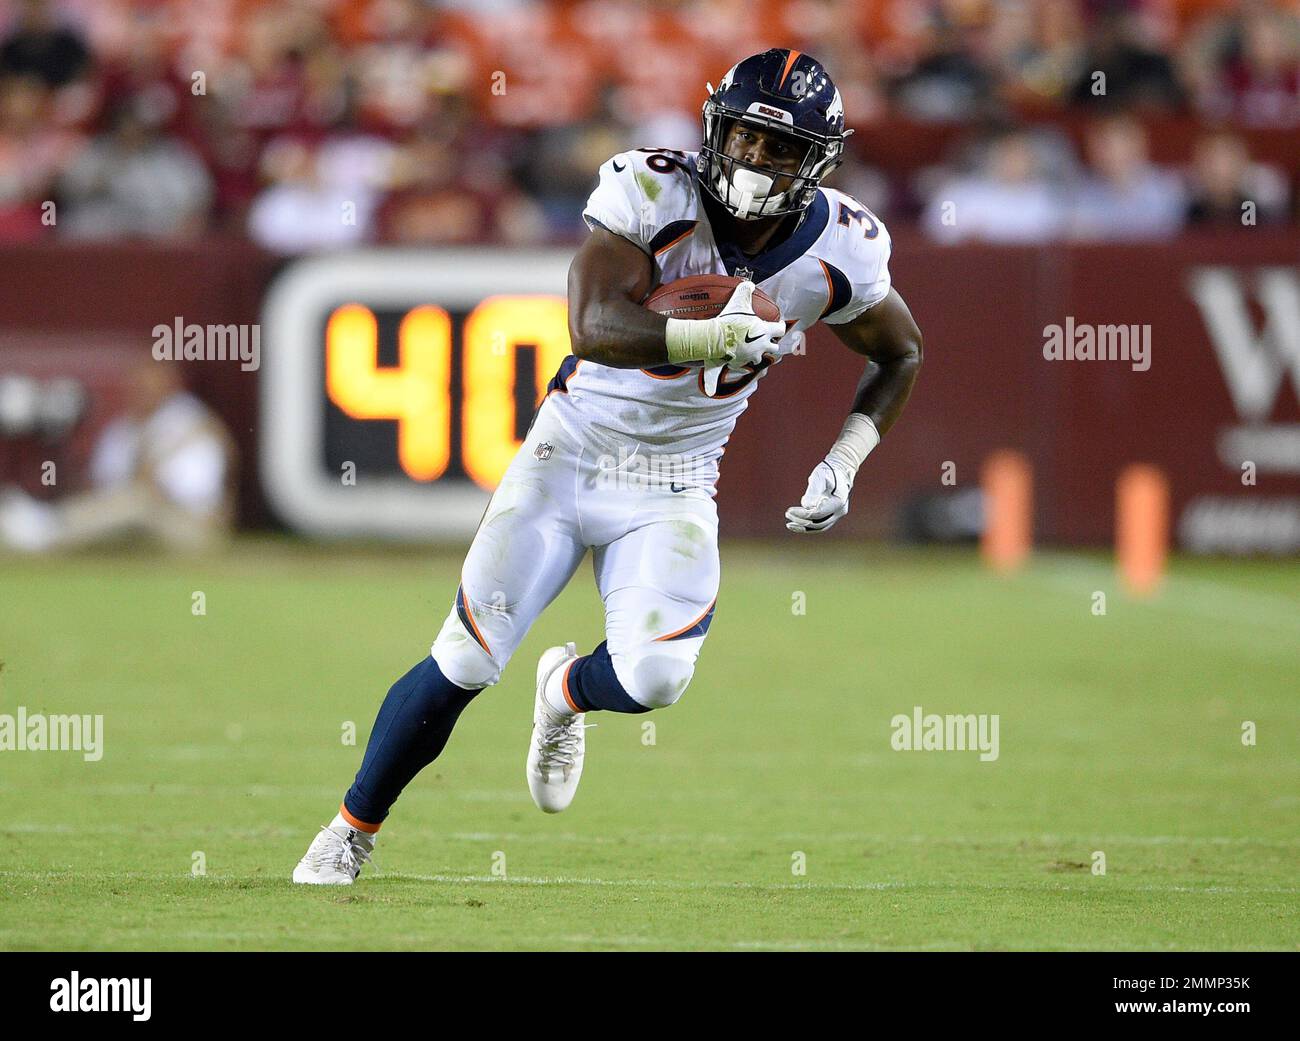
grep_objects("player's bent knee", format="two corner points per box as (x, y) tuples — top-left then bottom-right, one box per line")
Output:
(623, 652), (695, 710)
(432, 639), (499, 690)
(431, 614), (502, 690)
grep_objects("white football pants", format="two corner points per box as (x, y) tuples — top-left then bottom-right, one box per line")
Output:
(431, 397), (720, 709)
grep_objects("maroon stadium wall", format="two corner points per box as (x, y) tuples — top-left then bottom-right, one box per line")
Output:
(0, 234), (1296, 549)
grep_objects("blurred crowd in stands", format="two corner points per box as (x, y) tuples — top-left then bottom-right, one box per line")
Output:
(0, 0), (1297, 251)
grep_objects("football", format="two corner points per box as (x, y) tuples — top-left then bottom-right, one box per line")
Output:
(643, 274), (781, 323)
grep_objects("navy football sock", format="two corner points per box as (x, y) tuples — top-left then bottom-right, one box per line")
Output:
(566, 641), (650, 714)
(343, 655), (479, 826)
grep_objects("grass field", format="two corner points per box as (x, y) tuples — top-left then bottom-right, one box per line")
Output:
(1, 540), (1297, 951)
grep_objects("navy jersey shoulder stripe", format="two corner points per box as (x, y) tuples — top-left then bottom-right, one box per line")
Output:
(817, 258), (853, 319)
(546, 355), (579, 394)
(649, 219), (699, 256)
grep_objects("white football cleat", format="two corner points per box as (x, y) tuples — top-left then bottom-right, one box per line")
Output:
(527, 642), (588, 814)
(292, 824), (376, 885)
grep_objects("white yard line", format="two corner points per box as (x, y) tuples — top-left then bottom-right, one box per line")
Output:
(4, 822), (1298, 849)
(1028, 553), (1300, 637)
(2, 868), (1295, 895)
(379, 873), (1300, 895)
(5, 822), (1299, 850)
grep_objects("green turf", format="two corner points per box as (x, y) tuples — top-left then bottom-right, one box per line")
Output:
(1, 541), (1296, 950)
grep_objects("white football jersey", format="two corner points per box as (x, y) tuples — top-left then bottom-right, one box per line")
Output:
(544, 148), (892, 494)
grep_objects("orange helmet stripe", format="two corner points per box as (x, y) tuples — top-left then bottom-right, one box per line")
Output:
(778, 49), (802, 90)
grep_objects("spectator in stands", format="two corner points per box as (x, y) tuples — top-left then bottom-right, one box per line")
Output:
(0, 0), (89, 89)
(186, 96), (262, 235)
(1069, 113), (1185, 239)
(247, 136), (363, 252)
(56, 99), (212, 239)
(1203, 6), (1300, 128)
(526, 87), (634, 235)
(0, 0), (1294, 245)
(1185, 129), (1291, 226)
(377, 110), (545, 245)
(246, 105), (401, 253)
(989, 0), (1088, 108)
(892, 16), (999, 122)
(0, 73), (83, 241)
(922, 127), (1070, 243)
(93, 7), (194, 143)
(1067, 8), (1183, 111)
(224, 4), (332, 142)
(349, 0), (448, 131)
(0, 361), (235, 553)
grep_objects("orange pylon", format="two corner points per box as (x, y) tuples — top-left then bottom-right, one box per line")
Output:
(981, 450), (1033, 572)
(1116, 464), (1170, 596)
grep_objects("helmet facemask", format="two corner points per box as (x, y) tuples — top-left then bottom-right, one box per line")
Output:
(699, 102), (846, 221)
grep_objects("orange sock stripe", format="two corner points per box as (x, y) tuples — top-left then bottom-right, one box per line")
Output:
(339, 802), (381, 834)
(561, 659), (582, 713)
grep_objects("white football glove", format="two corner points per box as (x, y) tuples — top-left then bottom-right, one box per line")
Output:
(702, 323), (802, 394)
(718, 281), (785, 368)
(665, 280), (784, 368)
(774, 327), (805, 360)
(785, 459), (853, 534)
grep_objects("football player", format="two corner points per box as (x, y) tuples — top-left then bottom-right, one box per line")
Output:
(295, 48), (922, 883)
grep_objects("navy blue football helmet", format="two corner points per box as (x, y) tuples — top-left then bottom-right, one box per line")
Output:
(699, 48), (852, 220)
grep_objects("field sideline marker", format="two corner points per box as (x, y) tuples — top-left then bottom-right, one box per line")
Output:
(981, 449), (1032, 572)
(1117, 463), (1170, 597)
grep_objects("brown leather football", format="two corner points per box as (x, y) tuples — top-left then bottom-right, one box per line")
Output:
(643, 274), (780, 322)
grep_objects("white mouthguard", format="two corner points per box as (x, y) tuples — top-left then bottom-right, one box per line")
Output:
(724, 168), (776, 219)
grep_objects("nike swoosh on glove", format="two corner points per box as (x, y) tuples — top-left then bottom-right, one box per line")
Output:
(719, 281), (784, 369)
(785, 459), (852, 533)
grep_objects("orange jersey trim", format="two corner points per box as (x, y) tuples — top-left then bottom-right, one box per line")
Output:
(655, 597), (719, 642)
(653, 226), (695, 256)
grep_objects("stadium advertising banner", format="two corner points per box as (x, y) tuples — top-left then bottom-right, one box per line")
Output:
(259, 250), (572, 538)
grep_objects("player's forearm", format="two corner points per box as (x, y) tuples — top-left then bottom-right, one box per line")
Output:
(794, 349), (918, 526)
(849, 345), (921, 435)
(569, 298), (673, 368)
